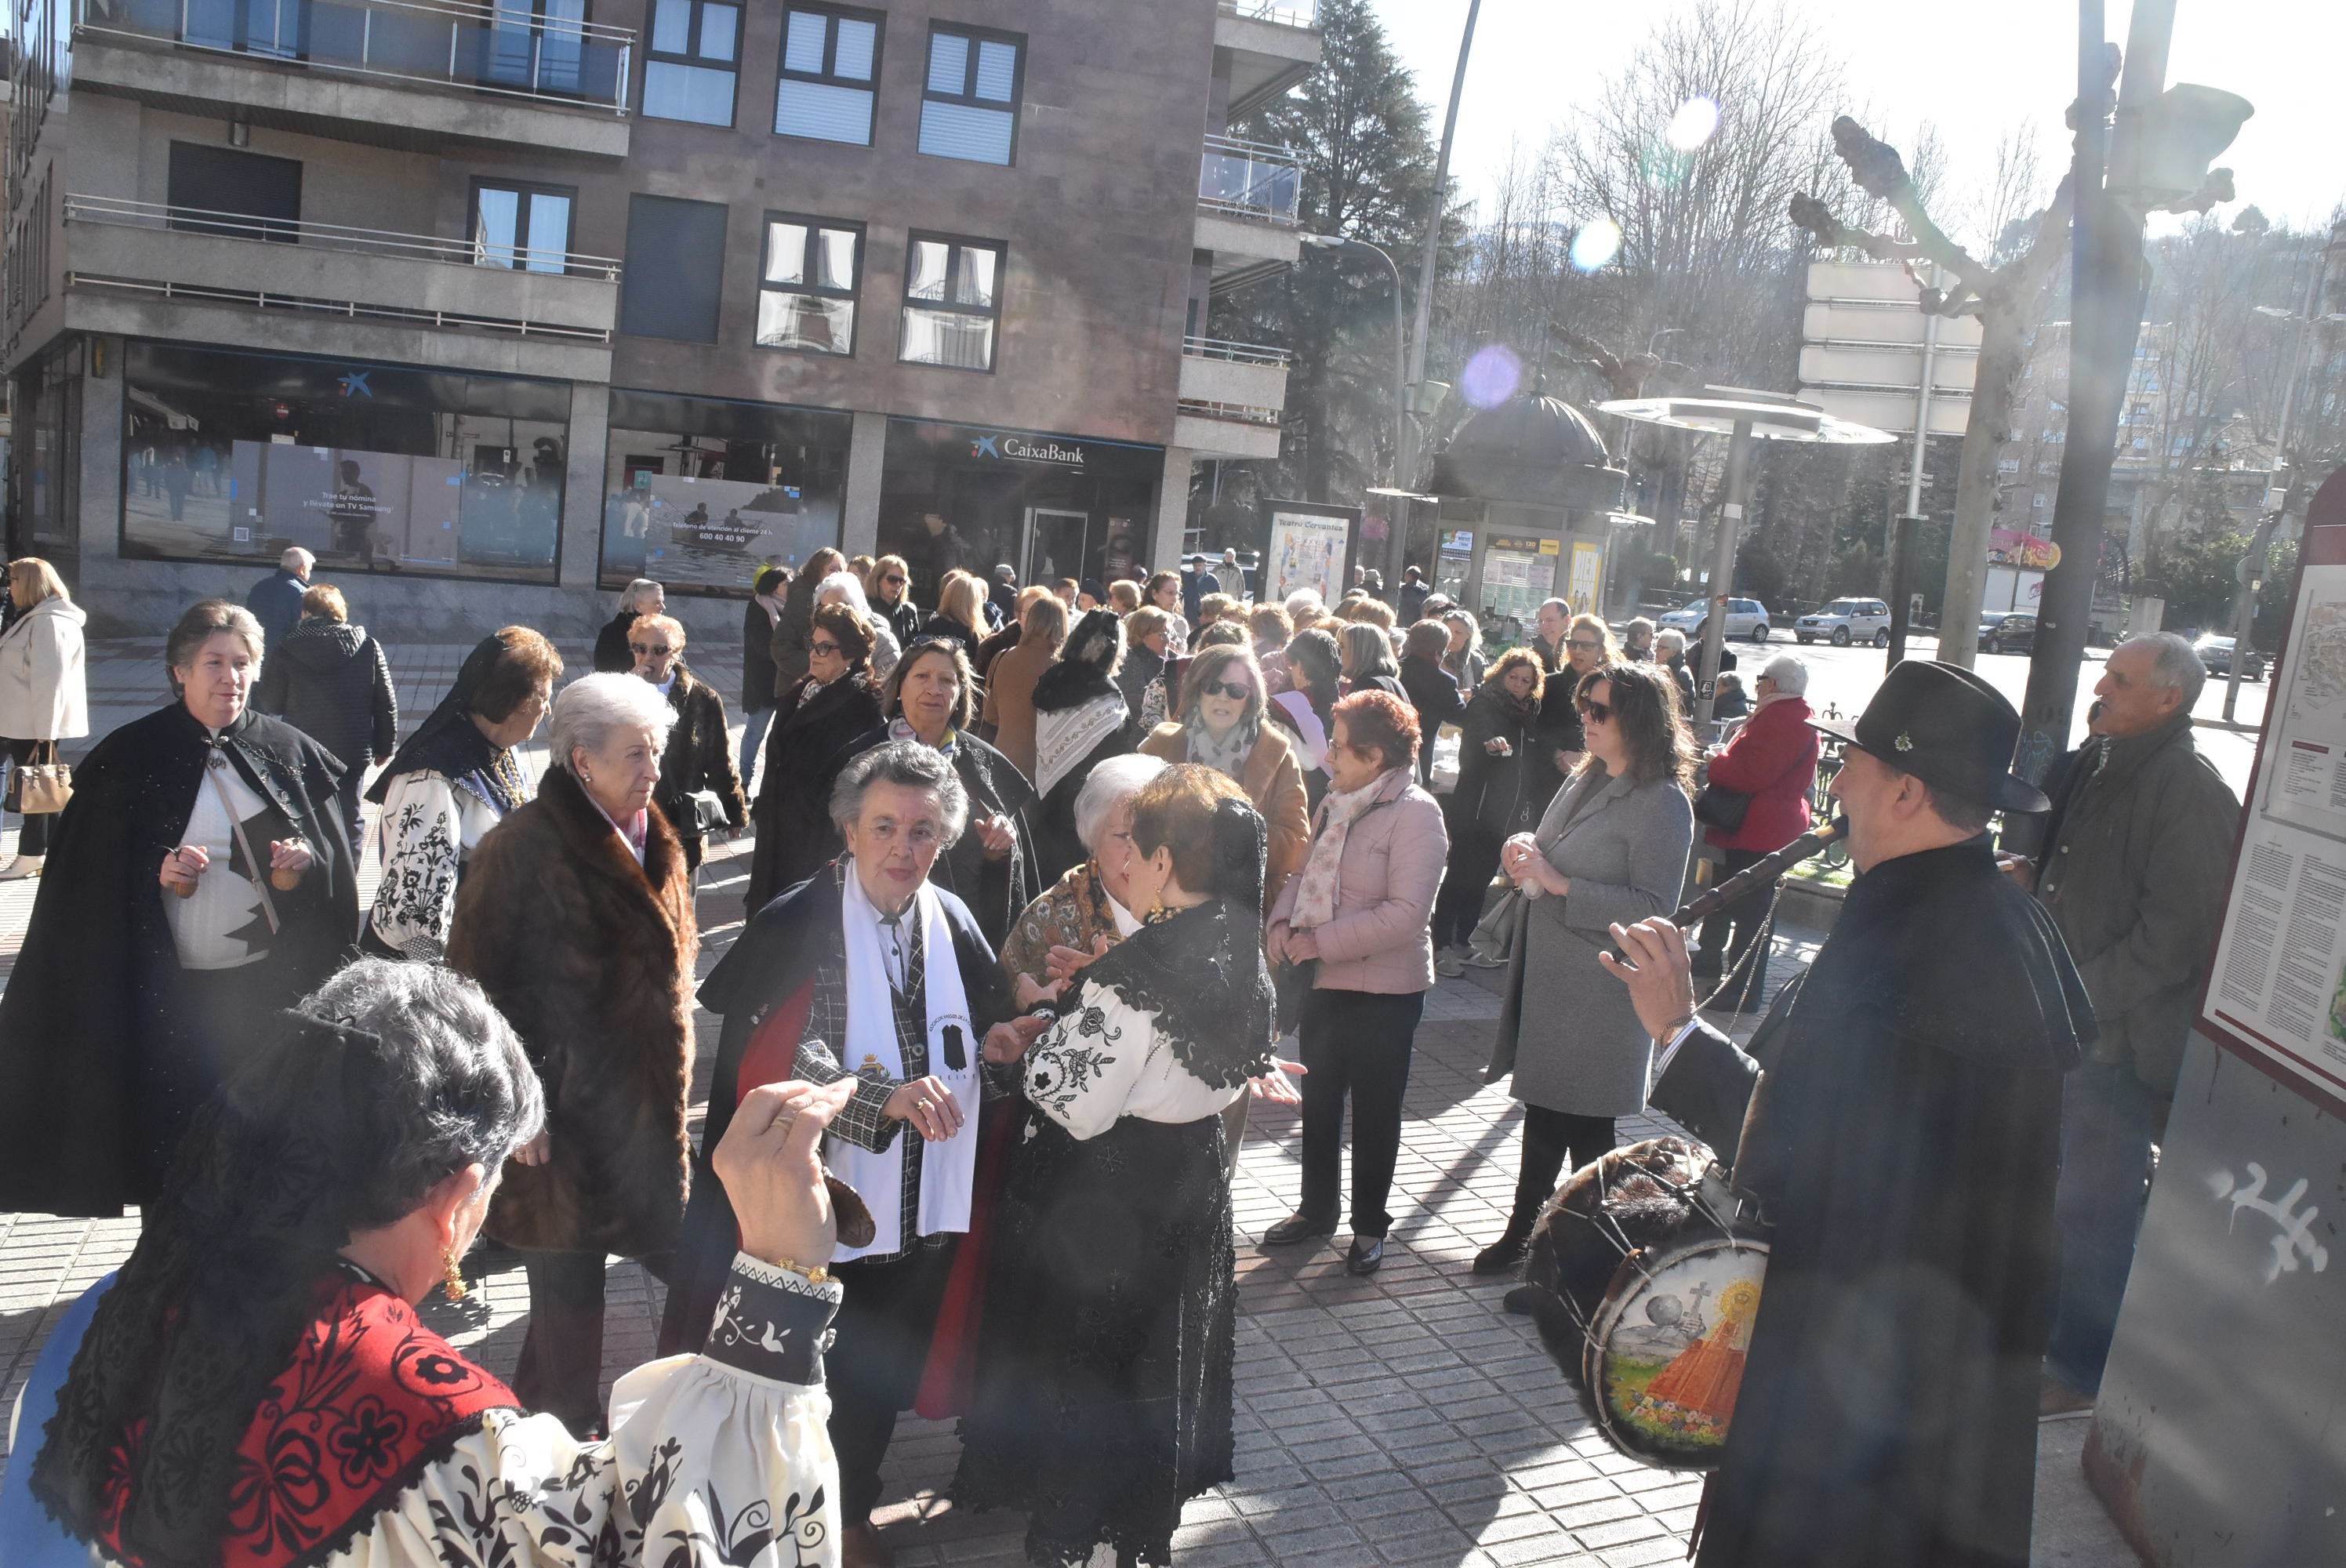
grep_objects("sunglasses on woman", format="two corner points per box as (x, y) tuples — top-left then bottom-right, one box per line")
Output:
(1575, 696), (1614, 724)
(630, 641), (675, 658)
(1565, 637), (1603, 654)
(1200, 679), (1253, 701)
(882, 575), (907, 587)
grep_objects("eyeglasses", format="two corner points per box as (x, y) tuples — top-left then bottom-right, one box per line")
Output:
(630, 642), (675, 658)
(810, 639), (843, 656)
(1576, 697), (1614, 725)
(1565, 638), (1603, 654)
(883, 575), (907, 587)
(1200, 679), (1254, 701)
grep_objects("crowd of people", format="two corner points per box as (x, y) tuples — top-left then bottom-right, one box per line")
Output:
(0, 538), (2249, 1568)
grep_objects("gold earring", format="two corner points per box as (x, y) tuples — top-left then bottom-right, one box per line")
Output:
(441, 1247), (467, 1301)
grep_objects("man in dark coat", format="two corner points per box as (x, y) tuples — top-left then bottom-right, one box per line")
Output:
(249, 585), (398, 844)
(242, 548), (312, 652)
(1617, 660), (2093, 1568)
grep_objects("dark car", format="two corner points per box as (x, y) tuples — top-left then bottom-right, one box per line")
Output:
(1981, 613), (2036, 655)
(2193, 634), (2265, 681)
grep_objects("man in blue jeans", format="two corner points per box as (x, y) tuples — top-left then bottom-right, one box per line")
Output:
(2003, 632), (2240, 1414)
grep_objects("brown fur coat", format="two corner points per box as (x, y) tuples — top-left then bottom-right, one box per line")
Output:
(448, 766), (699, 1256)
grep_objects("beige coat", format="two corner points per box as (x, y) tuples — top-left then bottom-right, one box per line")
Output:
(982, 633), (1054, 780)
(1140, 720), (1313, 907)
(0, 596), (88, 742)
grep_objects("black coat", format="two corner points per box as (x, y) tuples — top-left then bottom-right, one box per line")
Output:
(251, 619), (398, 770)
(743, 671), (884, 915)
(0, 703), (358, 1215)
(741, 600), (780, 713)
(1663, 838), (2092, 1568)
(817, 724), (1039, 950)
(659, 864), (1015, 1355)
(1399, 655), (1467, 788)
(592, 610), (637, 674)
(876, 593), (924, 651)
(919, 614), (984, 662)
(652, 666), (746, 871)
(1451, 685), (1544, 837)
(244, 568), (306, 653)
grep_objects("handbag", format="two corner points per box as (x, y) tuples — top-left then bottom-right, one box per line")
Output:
(1692, 782), (1752, 833)
(688, 788), (728, 836)
(7, 740), (71, 815)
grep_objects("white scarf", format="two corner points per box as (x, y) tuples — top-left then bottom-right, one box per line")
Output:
(1270, 690), (1328, 773)
(1034, 692), (1128, 796)
(829, 867), (980, 1262)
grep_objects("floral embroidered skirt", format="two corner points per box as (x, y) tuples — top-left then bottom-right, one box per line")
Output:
(951, 1107), (1237, 1568)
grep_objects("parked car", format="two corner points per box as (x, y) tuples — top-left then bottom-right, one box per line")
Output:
(1796, 598), (1891, 647)
(1660, 596), (1774, 644)
(2193, 633), (2264, 681)
(1981, 612), (2036, 655)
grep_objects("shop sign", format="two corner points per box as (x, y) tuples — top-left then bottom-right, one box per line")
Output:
(970, 431), (1088, 469)
(1488, 535), (1561, 556)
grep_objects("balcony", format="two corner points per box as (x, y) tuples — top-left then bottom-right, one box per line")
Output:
(1198, 134), (1302, 291)
(71, 0), (634, 159)
(1175, 339), (1288, 459)
(1215, 0), (1321, 119)
(59, 193), (619, 379)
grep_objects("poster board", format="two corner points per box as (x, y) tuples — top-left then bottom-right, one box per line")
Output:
(1262, 502), (1356, 604)
(1480, 533), (1560, 634)
(1569, 539), (1604, 615)
(2199, 466), (2346, 1116)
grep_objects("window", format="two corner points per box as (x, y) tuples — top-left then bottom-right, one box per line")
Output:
(758, 216), (862, 354)
(775, 6), (882, 144)
(166, 142), (301, 242)
(619, 194), (728, 343)
(471, 180), (576, 274)
(899, 234), (1003, 370)
(918, 24), (1021, 164)
(643, 0), (740, 125)
(601, 390), (851, 592)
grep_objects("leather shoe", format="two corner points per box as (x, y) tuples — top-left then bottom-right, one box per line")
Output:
(1346, 1235), (1385, 1274)
(1502, 1283), (1541, 1316)
(1261, 1211), (1337, 1247)
(841, 1520), (893, 1568)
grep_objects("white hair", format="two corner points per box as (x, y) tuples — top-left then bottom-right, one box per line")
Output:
(1284, 589), (1324, 620)
(1758, 652), (1810, 695)
(830, 739), (968, 844)
(547, 672), (674, 776)
(620, 577), (664, 613)
(2130, 630), (2206, 710)
(815, 571), (873, 615)
(280, 546), (314, 574)
(1655, 627), (1687, 656)
(1073, 753), (1171, 851)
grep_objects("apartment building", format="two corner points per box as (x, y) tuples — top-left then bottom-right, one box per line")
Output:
(2, 0), (1320, 636)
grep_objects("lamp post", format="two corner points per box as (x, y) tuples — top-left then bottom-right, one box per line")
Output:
(1302, 231), (1409, 590)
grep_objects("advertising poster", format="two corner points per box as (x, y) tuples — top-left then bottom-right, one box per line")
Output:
(1480, 534), (1560, 635)
(1569, 539), (1605, 615)
(1264, 505), (1354, 604)
(611, 473), (840, 589)
(2200, 469), (2346, 1114)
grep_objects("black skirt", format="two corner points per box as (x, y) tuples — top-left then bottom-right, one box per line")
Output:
(953, 1106), (1237, 1568)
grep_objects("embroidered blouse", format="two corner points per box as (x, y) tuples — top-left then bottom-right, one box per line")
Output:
(366, 771), (507, 960)
(1021, 977), (1244, 1142)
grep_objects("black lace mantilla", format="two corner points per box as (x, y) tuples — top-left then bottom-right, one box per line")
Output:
(1083, 898), (1274, 1091)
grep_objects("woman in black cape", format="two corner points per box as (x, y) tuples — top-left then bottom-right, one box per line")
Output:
(743, 601), (884, 915)
(0, 600), (355, 1218)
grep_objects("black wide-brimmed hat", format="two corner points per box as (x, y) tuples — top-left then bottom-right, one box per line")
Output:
(1809, 659), (2048, 813)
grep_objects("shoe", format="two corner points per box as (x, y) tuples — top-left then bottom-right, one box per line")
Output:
(0, 855), (42, 880)
(1464, 948), (1505, 969)
(840, 1520), (894, 1568)
(1261, 1211), (1337, 1247)
(2039, 1373), (2096, 1419)
(1502, 1283), (1541, 1316)
(1436, 946), (1466, 978)
(1473, 1207), (1539, 1276)
(1346, 1235), (1385, 1275)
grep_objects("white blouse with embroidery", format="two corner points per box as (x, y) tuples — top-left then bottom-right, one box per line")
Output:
(367, 771), (506, 960)
(1022, 978), (1243, 1142)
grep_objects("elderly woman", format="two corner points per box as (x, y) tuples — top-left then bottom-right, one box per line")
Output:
(666, 741), (1029, 1566)
(629, 613), (747, 876)
(1119, 603), (1175, 731)
(0, 557), (88, 879)
(770, 546), (848, 702)
(1140, 643), (1310, 908)
(363, 627), (562, 960)
(1692, 652), (1819, 1011)
(1000, 751), (1168, 1004)
(2, 958), (854, 1568)
(816, 568), (902, 679)
(0, 600), (355, 1217)
(1655, 626), (1698, 706)
(1622, 615), (1658, 662)
(445, 673), (697, 1434)
(746, 601), (885, 913)
(1263, 691), (1448, 1276)
(980, 591), (1069, 779)
(594, 576), (664, 673)
(1476, 661), (1695, 1282)
(1433, 648), (1548, 973)
(957, 766), (1275, 1567)
(814, 638), (1039, 949)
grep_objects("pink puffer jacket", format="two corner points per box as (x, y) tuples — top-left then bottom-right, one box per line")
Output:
(1266, 769), (1450, 995)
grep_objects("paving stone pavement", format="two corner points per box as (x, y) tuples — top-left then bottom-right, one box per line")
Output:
(0, 636), (2123, 1566)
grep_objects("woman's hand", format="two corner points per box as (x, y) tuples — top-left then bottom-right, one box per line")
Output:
(974, 814), (1016, 861)
(511, 1131), (551, 1167)
(882, 1076), (965, 1141)
(983, 1014), (1051, 1065)
(1012, 972), (1066, 1008)
(1283, 927), (1321, 964)
(1046, 934), (1110, 982)
(1499, 834), (1539, 882)
(1484, 736), (1513, 756)
(1247, 1058), (1307, 1103)
(716, 1080), (850, 1270)
(159, 844), (209, 897)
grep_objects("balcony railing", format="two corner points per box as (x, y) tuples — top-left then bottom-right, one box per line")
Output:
(65, 192), (623, 278)
(1182, 335), (1291, 368)
(75, 0), (634, 114)
(1199, 134), (1302, 226)
(1177, 397), (1284, 428)
(1218, 0), (1319, 27)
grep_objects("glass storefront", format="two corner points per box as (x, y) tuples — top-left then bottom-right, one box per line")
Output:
(10, 339), (82, 566)
(601, 390), (850, 593)
(122, 340), (569, 583)
(877, 417), (1160, 608)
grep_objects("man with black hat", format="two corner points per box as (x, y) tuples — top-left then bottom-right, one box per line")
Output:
(1600, 660), (2094, 1568)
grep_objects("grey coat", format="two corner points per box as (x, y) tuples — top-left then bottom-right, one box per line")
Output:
(1486, 766), (1693, 1116)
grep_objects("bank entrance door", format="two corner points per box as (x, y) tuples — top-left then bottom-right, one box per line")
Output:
(1024, 506), (1088, 588)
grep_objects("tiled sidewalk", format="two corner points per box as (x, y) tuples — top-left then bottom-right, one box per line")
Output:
(0, 637), (1799, 1566)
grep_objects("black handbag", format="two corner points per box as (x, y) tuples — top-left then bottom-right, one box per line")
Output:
(1692, 782), (1752, 833)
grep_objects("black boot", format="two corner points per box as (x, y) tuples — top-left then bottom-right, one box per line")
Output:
(1473, 1198), (1543, 1276)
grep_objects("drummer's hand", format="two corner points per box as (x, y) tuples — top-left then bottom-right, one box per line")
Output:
(1600, 917), (1701, 1040)
(983, 1014), (1051, 1065)
(717, 1080), (845, 1269)
(1995, 851), (2037, 891)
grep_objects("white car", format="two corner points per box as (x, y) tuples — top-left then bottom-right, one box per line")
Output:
(1796, 598), (1892, 647)
(1660, 597), (1774, 644)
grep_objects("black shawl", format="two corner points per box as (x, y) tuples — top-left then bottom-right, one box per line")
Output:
(0, 702), (358, 1217)
(365, 632), (528, 815)
(743, 670), (884, 916)
(1690, 838), (2092, 1568)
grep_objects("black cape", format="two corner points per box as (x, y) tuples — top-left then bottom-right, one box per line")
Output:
(742, 671), (884, 916)
(0, 703), (358, 1215)
(1655, 837), (2092, 1568)
(657, 864), (1015, 1355)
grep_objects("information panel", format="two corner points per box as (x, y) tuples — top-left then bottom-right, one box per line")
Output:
(2201, 468), (2346, 1112)
(1263, 504), (1354, 604)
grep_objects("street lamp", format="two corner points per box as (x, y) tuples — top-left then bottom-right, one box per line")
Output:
(1302, 231), (1410, 592)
